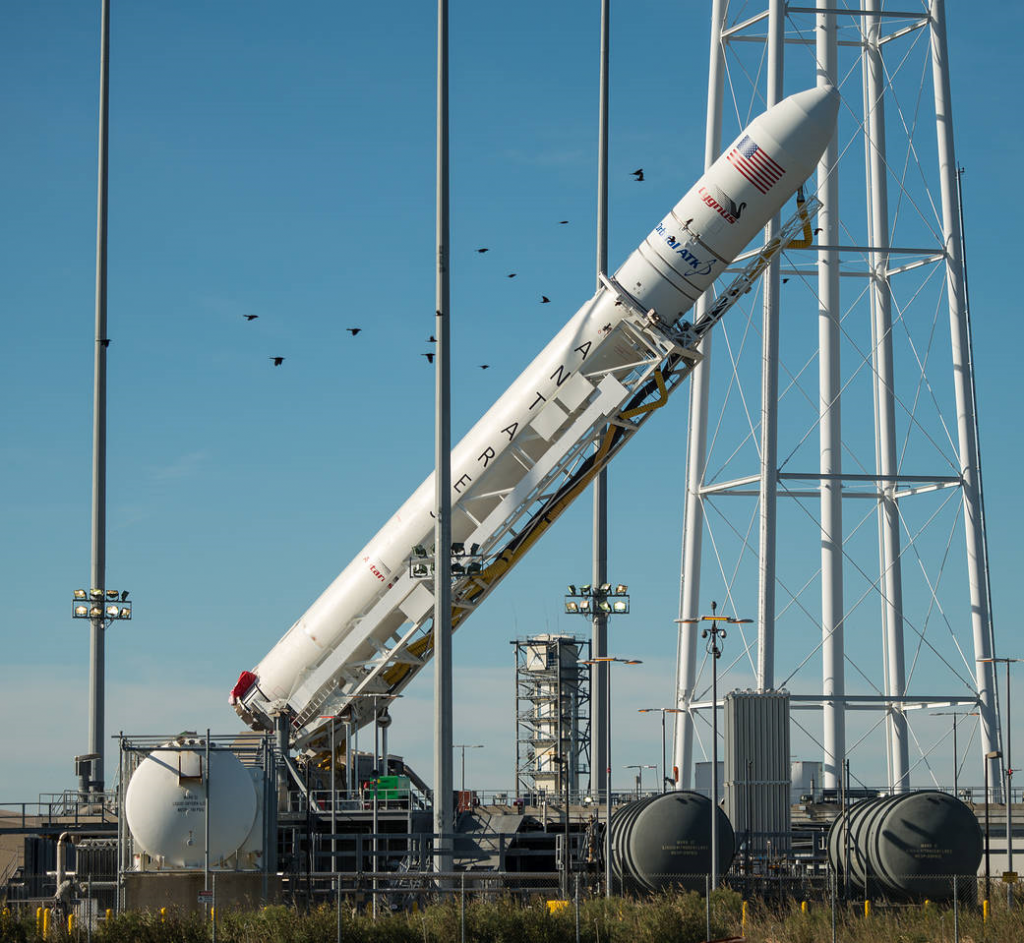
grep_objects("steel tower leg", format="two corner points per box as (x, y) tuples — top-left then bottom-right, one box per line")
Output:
(863, 0), (909, 792)
(817, 2), (845, 792)
(928, 0), (1001, 794)
(433, 0), (454, 875)
(756, 0), (785, 692)
(88, 0), (111, 801)
(672, 0), (727, 791)
(591, 0), (610, 805)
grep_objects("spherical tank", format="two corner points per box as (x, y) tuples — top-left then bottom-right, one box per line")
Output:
(827, 791), (982, 900)
(125, 739), (257, 869)
(611, 791), (735, 894)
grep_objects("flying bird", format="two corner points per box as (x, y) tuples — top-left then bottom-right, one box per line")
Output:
(243, 314), (258, 321)
(507, 273), (517, 278)
(476, 248), (489, 254)
(423, 352), (435, 364)
(100, 338), (111, 348)
(782, 278), (790, 284)
(558, 220), (569, 225)
(270, 356), (285, 366)
(347, 328), (362, 336)
(814, 227), (823, 235)
(540, 296), (550, 304)
(479, 364), (490, 370)
(631, 168), (644, 182)
(427, 335), (437, 343)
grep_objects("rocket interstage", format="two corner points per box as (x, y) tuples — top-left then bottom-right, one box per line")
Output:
(232, 85), (839, 743)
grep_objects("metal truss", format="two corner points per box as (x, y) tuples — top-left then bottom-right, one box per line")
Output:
(673, 0), (1001, 799)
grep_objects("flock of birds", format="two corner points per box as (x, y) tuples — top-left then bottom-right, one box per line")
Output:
(254, 169), (651, 368)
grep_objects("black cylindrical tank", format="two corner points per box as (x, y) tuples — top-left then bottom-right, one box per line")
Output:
(610, 791), (735, 894)
(826, 790), (982, 900)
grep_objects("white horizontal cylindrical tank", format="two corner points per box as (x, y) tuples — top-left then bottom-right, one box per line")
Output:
(124, 738), (257, 869)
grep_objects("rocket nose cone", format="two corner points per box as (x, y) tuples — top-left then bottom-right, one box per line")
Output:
(790, 84), (841, 130)
(756, 85), (840, 177)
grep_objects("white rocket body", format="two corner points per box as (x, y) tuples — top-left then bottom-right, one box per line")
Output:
(232, 85), (839, 719)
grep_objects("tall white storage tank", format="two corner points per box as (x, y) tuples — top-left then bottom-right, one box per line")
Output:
(723, 691), (791, 857)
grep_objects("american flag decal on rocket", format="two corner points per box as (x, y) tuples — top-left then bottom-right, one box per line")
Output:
(727, 135), (785, 193)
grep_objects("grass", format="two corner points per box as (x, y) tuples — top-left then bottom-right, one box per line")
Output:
(2, 890), (1023, 942)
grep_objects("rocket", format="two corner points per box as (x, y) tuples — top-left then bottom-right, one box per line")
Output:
(231, 85), (840, 738)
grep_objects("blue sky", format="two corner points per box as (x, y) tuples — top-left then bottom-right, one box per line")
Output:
(2, 2), (1022, 803)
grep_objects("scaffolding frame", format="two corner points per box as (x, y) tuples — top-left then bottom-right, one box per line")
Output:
(513, 636), (592, 801)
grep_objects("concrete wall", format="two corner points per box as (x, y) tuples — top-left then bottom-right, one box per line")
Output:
(124, 871), (281, 914)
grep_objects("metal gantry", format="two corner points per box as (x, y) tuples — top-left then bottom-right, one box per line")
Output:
(513, 635), (591, 801)
(673, 0), (1001, 798)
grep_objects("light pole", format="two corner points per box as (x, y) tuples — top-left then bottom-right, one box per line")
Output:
(318, 714), (343, 874)
(71, 587), (131, 802)
(583, 655), (641, 897)
(453, 744), (483, 794)
(638, 708), (683, 793)
(680, 601), (750, 891)
(624, 764), (656, 798)
(979, 656), (1019, 906)
(985, 749), (1002, 906)
(931, 710), (978, 795)
(566, 583), (630, 807)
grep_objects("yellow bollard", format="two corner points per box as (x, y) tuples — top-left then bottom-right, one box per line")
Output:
(801, 900), (808, 914)
(67, 913), (75, 934)
(863, 899), (871, 917)
(983, 898), (990, 922)
(741, 900), (748, 928)
(42, 907), (50, 939)
(160, 906), (167, 923)
(105, 908), (112, 922)
(35, 907), (42, 934)
(211, 906), (215, 922)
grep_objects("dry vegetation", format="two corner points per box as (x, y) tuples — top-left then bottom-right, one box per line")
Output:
(3, 889), (1023, 942)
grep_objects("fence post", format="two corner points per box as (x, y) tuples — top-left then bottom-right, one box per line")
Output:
(830, 866), (837, 943)
(460, 872), (466, 943)
(211, 871), (217, 943)
(87, 878), (93, 943)
(705, 873), (711, 943)
(953, 874), (959, 943)
(336, 874), (342, 943)
(574, 872), (580, 943)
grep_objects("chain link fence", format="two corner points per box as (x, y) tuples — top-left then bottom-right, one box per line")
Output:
(3, 867), (1023, 942)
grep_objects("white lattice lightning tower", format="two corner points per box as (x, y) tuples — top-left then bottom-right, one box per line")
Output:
(672, 0), (1002, 797)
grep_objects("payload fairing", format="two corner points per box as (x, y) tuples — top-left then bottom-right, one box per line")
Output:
(232, 85), (840, 749)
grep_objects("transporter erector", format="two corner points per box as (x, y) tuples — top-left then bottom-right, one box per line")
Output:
(231, 85), (840, 755)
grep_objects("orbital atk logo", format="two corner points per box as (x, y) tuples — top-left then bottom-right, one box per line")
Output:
(654, 223), (717, 277)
